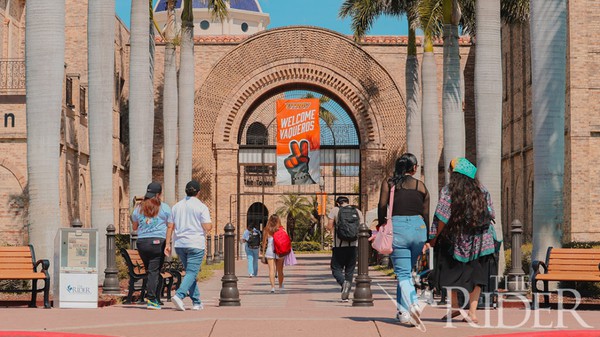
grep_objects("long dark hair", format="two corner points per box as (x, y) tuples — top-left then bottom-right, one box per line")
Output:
(444, 172), (489, 239)
(390, 153), (418, 185)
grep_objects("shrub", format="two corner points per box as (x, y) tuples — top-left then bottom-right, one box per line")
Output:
(291, 241), (321, 252)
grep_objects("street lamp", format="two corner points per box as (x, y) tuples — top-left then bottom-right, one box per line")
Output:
(319, 175), (325, 250)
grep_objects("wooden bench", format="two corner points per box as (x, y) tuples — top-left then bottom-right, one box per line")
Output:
(532, 247), (600, 307)
(119, 248), (173, 304)
(163, 259), (185, 297)
(0, 245), (51, 308)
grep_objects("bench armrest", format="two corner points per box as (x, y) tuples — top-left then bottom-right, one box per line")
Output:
(34, 259), (50, 275)
(532, 260), (547, 275)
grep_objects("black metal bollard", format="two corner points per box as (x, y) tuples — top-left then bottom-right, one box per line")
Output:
(219, 223), (240, 306)
(206, 234), (213, 265)
(103, 224), (121, 294)
(213, 234), (219, 263)
(218, 233), (224, 263)
(353, 223), (373, 306)
(130, 230), (138, 249)
(507, 220), (526, 293)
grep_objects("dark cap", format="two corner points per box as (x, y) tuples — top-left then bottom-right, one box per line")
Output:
(144, 182), (162, 199)
(185, 180), (201, 195)
(336, 196), (349, 205)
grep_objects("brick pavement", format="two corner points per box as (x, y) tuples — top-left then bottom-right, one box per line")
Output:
(0, 254), (599, 337)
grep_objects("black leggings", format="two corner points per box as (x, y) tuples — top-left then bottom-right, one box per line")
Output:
(137, 238), (166, 301)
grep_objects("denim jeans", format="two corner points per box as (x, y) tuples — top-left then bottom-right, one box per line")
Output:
(245, 245), (259, 276)
(390, 215), (427, 313)
(175, 247), (205, 305)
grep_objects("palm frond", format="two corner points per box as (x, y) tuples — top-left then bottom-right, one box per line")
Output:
(501, 0), (529, 24)
(459, 0), (475, 36)
(414, 0), (444, 41)
(208, 0), (229, 22)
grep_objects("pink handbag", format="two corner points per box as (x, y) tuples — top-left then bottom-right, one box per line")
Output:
(372, 185), (394, 254)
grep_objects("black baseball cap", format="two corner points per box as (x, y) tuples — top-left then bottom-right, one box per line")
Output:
(145, 182), (162, 199)
(185, 180), (201, 195)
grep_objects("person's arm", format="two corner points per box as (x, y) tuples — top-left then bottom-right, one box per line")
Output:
(131, 208), (139, 231)
(325, 207), (336, 232)
(261, 227), (268, 254)
(202, 222), (213, 234)
(164, 222), (174, 256)
(421, 182), (430, 232)
(378, 179), (390, 226)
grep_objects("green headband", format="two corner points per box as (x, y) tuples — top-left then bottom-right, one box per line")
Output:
(452, 157), (477, 179)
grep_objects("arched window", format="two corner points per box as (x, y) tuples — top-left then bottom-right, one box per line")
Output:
(246, 122), (268, 145)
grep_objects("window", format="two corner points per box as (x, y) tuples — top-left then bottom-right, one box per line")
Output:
(66, 77), (74, 108)
(241, 22), (249, 32)
(80, 86), (87, 116)
(200, 20), (210, 30)
(246, 122), (268, 145)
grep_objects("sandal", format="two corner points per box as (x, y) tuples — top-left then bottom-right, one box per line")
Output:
(441, 311), (461, 321)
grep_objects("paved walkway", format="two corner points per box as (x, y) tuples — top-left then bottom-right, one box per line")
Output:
(1, 254), (599, 337)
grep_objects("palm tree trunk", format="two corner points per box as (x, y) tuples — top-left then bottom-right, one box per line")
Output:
(475, 0), (505, 276)
(442, 0), (464, 183)
(163, 1), (178, 205)
(530, 0), (566, 265)
(405, 25), (422, 179)
(26, 0), (65, 276)
(129, 0), (152, 200)
(421, 36), (439, 224)
(178, 1), (194, 199)
(88, 0), (115, 280)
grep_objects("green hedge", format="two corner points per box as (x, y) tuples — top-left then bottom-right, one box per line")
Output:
(291, 241), (321, 252)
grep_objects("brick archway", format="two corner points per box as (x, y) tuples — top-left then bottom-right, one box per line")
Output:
(193, 27), (407, 227)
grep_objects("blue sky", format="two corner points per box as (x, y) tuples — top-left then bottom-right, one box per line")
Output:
(115, 0), (408, 36)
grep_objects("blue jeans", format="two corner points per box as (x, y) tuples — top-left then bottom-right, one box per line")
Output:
(175, 247), (205, 305)
(245, 245), (259, 276)
(390, 215), (427, 313)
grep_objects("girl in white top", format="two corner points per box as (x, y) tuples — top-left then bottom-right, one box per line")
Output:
(261, 214), (285, 293)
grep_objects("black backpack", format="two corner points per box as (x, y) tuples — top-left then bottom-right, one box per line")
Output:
(247, 229), (261, 248)
(336, 206), (360, 243)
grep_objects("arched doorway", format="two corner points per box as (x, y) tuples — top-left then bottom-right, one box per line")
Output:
(246, 202), (268, 231)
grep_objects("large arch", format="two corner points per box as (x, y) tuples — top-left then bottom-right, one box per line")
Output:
(193, 26), (406, 228)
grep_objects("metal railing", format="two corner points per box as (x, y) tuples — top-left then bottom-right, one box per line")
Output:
(0, 59), (25, 93)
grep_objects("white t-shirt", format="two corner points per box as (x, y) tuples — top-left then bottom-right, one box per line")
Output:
(171, 196), (212, 249)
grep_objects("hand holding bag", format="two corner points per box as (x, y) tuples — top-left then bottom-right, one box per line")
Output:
(372, 184), (395, 254)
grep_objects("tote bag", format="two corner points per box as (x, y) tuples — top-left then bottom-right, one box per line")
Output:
(372, 185), (394, 254)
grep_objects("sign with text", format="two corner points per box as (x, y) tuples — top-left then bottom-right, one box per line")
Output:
(276, 98), (320, 185)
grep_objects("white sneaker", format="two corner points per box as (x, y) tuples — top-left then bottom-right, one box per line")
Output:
(270, 287), (275, 293)
(172, 295), (186, 311)
(396, 311), (410, 324)
(279, 285), (285, 291)
(408, 303), (426, 332)
(191, 303), (204, 311)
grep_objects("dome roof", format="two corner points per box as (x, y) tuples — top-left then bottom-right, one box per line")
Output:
(155, 0), (261, 13)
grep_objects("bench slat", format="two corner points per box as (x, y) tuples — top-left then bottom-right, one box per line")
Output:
(550, 248), (600, 254)
(536, 273), (600, 282)
(0, 252), (33, 258)
(0, 272), (46, 280)
(0, 257), (34, 263)
(548, 259), (599, 265)
(549, 255), (600, 261)
(548, 265), (599, 272)
(0, 247), (33, 252)
(0, 263), (35, 270)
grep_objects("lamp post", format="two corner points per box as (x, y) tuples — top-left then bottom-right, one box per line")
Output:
(319, 176), (325, 250)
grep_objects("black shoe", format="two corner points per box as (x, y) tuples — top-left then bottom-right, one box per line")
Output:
(341, 281), (351, 301)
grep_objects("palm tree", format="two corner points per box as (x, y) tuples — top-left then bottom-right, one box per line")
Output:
(529, 0), (566, 266)
(26, 1), (65, 271)
(276, 194), (313, 242)
(414, 0), (443, 225)
(340, 0), (423, 178)
(178, 0), (228, 199)
(162, 0), (178, 205)
(88, 0), (115, 280)
(129, 0), (153, 201)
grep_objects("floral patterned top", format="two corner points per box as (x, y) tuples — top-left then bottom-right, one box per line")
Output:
(430, 184), (500, 262)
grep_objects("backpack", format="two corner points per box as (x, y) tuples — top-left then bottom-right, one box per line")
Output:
(336, 206), (360, 243)
(247, 229), (261, 249)
(273, 227), (292, 256)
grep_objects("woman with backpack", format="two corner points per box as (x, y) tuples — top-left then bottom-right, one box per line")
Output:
(378, 153), (430, 329)
(261, 214), (286, 293)
(242, 223), (261, 277)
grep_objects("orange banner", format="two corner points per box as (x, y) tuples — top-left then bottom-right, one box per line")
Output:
(276, 98), (320, 185)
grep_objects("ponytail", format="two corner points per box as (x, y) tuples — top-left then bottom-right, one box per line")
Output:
(140, 197), (161, 218)
(391, 153), (418, 185)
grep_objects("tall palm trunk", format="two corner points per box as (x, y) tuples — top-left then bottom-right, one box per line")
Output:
(178, 0), (194, 199)
(475, 0), (505, 275)
(405, 24), (422, 178)
(442, 0), (464, 183)
(26, 1), (65, 275)
(421, 35), (439, 224)
(88, 0), (115, 281)
(163, 0), (178, 205)
(530, 0), (566, 265)
(129, 0), (152, 200)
